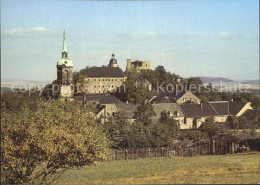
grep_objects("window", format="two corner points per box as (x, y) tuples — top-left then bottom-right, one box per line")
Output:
(183, 98), (186, 101)
(95, 79), (96, 81)
(108, 79), (110, 81)
(115, 79), (117, 81)
(121, 79), (123, 81)
(88, 79), (90, 81)
(105, 79), (107, 81)
(103, 79), (104, 81)
(64, 70), (69, 82)
(99, 79), (101, 81)
(112, 85), (114, 88)
(112, 79), (114, 81)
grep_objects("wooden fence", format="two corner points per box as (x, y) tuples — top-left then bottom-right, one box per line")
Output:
(108, 137), (258, 161)
(110, 142), (210, 161)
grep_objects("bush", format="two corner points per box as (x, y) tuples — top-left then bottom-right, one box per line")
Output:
(1, 101), (109, 184)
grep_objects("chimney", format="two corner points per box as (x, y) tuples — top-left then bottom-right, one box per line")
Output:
(200, 102), (203, 108)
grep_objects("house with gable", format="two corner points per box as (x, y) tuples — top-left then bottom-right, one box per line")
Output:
(150, 90), (201, 105)
(180, 101), (254, 129)
(151, 103), (187, 128)
(180, 103), (218, 129)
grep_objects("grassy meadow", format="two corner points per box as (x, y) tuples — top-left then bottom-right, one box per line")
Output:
(54, 152), (260, 184)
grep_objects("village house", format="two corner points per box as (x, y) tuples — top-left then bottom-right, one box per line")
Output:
(180, 101), (254, 129)
(77, 93), (138, 123)
(114, 102), (138, 123)
(209, 101), (253, 123)
(180, 103), (219, 129)
(151, 103), (186, 128)
(78, 94), (122, 123)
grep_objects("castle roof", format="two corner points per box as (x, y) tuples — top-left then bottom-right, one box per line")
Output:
(85, 67), (125, 78)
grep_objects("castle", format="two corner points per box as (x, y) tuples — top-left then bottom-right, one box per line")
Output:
(56, 31), (152, 97)
(126, 59), (150, 72)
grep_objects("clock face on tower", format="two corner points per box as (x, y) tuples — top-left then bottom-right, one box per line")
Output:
(64, 89), (69, 95)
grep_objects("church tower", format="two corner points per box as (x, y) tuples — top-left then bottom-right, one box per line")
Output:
(56, 30), (74, 100)
(108, 53), (118, 67)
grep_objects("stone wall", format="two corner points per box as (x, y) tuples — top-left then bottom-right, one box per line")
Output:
(83, 77), (127, 94)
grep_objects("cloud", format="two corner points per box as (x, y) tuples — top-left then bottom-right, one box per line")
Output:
(217, 31), (229, 38)
(3, 27), (57, 38)
(4, 27), (49, 34)
(114, 31), (166, 41)
(159, 52), (166, 57)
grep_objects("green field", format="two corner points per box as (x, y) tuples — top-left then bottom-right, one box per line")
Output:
(54, 152), (260, 184)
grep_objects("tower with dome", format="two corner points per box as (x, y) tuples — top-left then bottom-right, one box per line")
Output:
(56, 30), (74, 99)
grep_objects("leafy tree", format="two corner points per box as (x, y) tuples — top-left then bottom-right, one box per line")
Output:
(139, 69), (158, 89)
(228, 116), (249, 130)
(187, 77), (203, 91)
(1, 90), (41, 112)
(41, 80), (60, 100)
(1, 101), (109, 184)
(123, 69), (149, 104)
(199, 117), (220, 139)
(134, 102), (153, 126)
(155, 66), (167, 86)
(198, 95), (209, 103)
(185, 131), (209, 142)
(127, 122), (151, 148)
(155, 110), (179, 146)
(103, 112), (131, 149)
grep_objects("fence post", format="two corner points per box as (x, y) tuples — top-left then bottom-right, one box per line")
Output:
(231, 141), (235, 154)
(125, 149), (128, 160)
(210, 139), (215, 154)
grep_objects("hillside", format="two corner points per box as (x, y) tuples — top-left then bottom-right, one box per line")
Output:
(240, 80), (259, 85)
(199, 76), (233, 83)
(55, 152), (260, 184)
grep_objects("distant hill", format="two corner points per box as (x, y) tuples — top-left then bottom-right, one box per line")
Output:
(1, 79), (49, 89)
(199, 77), (233, 83)
(239, 80), (259, 85)
(1, 79), (49, 83)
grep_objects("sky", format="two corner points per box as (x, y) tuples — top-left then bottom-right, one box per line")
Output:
(1, 0), (259, 82)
